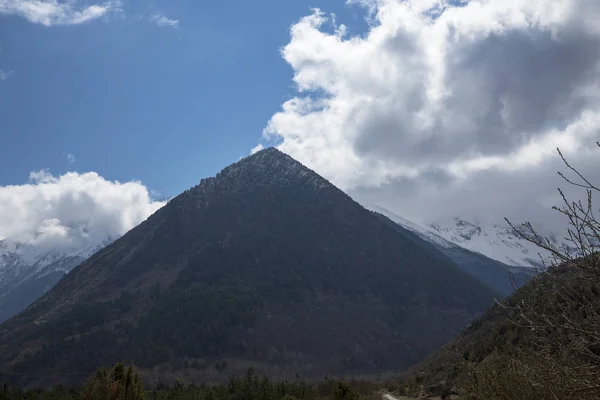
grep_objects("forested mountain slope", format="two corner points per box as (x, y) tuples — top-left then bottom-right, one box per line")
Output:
(0, 148), (496, 387)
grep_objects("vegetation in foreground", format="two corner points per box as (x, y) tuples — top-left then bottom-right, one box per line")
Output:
(0, 363), (384, 400)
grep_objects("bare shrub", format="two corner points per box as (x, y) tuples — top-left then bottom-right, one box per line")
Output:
(467, 143), (600, 399)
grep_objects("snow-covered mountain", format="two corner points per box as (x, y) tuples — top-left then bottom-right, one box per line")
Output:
(371, 206), (537, 296)
(368, 205), (567, 269)
(0, 236), (116, 323)
(424, 218), (554, 269)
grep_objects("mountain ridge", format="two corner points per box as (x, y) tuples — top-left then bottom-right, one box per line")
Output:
(364, 205), (565, 269)
(370, 206), (535, 296)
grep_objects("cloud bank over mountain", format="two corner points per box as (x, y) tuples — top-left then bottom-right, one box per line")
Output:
(0, 170), (165, 250)
(263, 0), (600, 231)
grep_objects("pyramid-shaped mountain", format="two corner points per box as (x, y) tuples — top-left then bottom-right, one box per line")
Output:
(0, 148), (496, 386)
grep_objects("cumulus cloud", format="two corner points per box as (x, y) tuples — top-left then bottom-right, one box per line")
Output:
(263, 0), (600, 231)
(0, 0), (120, 26)
(66, 153), (76, 164)
(149, 14), (179, 29)
(0, 170), (166, 251)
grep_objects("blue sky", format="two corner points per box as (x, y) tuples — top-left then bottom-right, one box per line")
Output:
(0, 0), (367, 197)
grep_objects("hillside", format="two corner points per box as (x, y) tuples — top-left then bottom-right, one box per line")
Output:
(406, 259), (600, 398)
(0, 148), (496, 387)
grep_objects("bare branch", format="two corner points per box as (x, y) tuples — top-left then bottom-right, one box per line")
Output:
(488, 142), (600, 399)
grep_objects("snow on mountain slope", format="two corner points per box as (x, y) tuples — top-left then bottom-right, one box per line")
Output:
(371, 205), (539, 296)
(425, 218), (553, 269)
(0, 236), (116, 322)
(368, 205), (563, 269)
(0, 236), (116, 290)
(369, 206), (457, 249)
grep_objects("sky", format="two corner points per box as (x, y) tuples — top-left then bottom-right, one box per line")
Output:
(1, 0), (599, 250)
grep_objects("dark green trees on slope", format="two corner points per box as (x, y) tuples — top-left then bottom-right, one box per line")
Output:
(0, 363), (374, 400)
(0, 148), (496, 387)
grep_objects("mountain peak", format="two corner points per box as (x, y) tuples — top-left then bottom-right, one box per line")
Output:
(250, 146), (283, 157)
(230, 146), (298, 171)
(190, 147), (333, 199)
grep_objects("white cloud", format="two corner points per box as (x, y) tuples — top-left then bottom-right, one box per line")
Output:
(250, 143), (264, 155)
(0, 170), (166, 251)
(66, 153), (76, 164)
(0, 0), (120, 26)
(149, 14), (179, 29)
(263, 0), (600, 230)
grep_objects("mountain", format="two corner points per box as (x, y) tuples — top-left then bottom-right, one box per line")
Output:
(0, 148), (496, 387)
(370, 207), (535, 296)
(0, 236), (116, 323)
(364, 206), (566, 269)
(425, 217), (563, 269)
